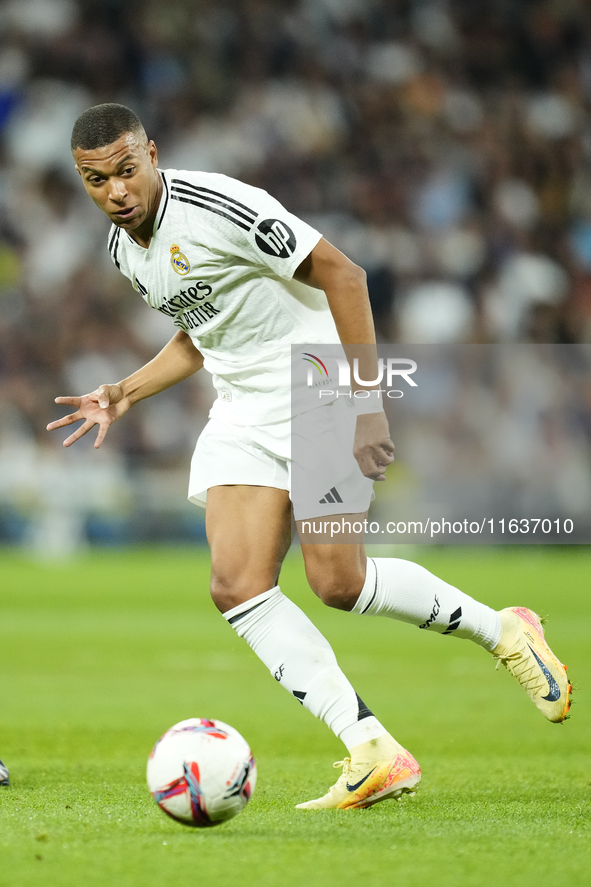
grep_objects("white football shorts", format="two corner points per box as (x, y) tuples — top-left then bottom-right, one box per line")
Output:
(188, 398), (374, 521)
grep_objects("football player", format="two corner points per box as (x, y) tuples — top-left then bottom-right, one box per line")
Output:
(48, 104), (571, 809)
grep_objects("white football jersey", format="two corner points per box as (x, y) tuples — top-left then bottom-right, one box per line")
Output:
(108, 168), (340, 424)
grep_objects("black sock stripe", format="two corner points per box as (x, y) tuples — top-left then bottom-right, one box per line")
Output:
(226, 599), (268, 625)
(356, 693), (374, 721)
(360, 558), (378, 614)
(449, 607), (462, 622)
(292, 691), (307, 705)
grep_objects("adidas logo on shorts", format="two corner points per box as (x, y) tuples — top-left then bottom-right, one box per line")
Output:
(319, 487), (343, 505)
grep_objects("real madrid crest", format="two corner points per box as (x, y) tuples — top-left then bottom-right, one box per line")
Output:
(170, 243), (190, 276)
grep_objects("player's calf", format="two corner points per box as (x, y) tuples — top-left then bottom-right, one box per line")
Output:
(302, 542), (366, 611)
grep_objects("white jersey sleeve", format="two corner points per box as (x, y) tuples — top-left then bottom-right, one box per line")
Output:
(168, 171), (322, 279)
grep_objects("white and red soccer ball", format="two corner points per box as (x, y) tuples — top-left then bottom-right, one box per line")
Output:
(147, 718), (256, 827)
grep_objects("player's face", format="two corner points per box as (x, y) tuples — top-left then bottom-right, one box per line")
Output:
(73, 132), (161, 235)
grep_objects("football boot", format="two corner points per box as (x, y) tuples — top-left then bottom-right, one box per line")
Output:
(492, 607), (572, 723)
(296, 735), (420, 810)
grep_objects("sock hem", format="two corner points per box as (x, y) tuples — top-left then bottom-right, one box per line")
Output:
(340, 716), (387, 750)
(222, 585), (280, 623)
(352, 557), (378, 615)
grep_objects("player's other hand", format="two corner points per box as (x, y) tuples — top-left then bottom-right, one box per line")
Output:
(46, 383), (131, 449)
(353, 411), (395, 481)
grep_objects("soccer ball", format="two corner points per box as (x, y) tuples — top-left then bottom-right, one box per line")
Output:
(147, 718), (256, 827)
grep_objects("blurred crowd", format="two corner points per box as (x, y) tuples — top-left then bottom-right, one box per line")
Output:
(1, 0), (591, 548)
(372, 344), (591, 542)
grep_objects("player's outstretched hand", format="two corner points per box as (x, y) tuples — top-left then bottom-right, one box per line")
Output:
(353, 412), (395, 482)
(46, 384), (132, 449)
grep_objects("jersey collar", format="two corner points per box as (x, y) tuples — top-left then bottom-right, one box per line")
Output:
(124, 170), (169, 248)
(154, 170), (169, 233)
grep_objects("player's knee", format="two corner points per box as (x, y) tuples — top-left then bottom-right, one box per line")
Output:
(210, 567), (280, 614)
(209, 572), (251, 614)
(307, 571), (364, 612)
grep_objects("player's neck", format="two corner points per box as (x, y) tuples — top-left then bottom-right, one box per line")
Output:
(127, 171), (163, 249)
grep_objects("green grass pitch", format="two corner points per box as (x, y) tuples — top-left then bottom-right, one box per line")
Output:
(0, 546), (589, 887)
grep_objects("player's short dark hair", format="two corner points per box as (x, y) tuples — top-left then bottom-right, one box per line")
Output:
(71, 103), (147, 152)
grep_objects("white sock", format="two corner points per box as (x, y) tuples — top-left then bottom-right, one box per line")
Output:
(353, 558), (501, 650)
(224, 586), (387, 750)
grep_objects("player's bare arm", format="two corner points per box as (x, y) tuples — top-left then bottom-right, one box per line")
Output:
(47, 330), (204, 448)
(294, 238), (395, 481)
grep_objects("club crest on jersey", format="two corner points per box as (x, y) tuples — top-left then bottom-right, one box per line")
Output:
(170, 243), (190, 275)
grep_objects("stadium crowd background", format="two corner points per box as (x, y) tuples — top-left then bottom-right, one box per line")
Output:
(0, 0), (590, 552)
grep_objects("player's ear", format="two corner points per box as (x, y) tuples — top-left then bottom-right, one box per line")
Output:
(148, 140), (158, 168)
(74, 163), (81, 178)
